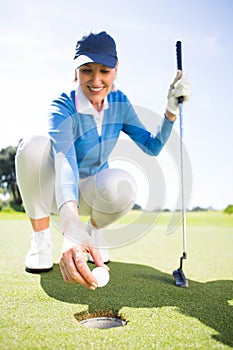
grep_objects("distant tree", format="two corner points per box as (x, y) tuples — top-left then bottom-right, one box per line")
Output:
(191, 206), (208, 212)
(223, 204), (233, 214)
(0, 146), (22, 207)
(132, 203), (142, 210)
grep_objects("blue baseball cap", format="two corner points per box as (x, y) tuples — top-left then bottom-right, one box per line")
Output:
(73, 31), (118, 69)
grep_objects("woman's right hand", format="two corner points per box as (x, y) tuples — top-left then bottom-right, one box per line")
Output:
(60, 239), (97, 289)
(59, 201), (109, 289)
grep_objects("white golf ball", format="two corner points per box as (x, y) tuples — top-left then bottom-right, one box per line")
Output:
(92, 267), (110, 287)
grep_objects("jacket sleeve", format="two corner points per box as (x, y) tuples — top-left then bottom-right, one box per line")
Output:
(48, 92), (79, 210)
(122, 99), (174, 156)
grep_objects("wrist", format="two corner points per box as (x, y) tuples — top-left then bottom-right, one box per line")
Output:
(62, 235), (77, 251)
(60, 201), (80, 230)
(165, 110), (177, 122)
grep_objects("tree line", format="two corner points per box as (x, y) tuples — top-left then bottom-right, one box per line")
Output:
(0, 146), (22, 210)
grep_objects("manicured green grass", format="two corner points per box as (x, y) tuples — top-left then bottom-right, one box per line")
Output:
(0, 211), (232, 349)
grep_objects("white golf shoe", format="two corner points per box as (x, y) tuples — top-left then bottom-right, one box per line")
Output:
(25, 230), (53, 273)
(87, 224), (110, 264)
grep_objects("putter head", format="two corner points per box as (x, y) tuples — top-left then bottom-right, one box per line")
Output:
(173, 268), (188, 288)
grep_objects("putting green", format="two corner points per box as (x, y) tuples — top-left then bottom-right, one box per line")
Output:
(0, 211), (232, 349)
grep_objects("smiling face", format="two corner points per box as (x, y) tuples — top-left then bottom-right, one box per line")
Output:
(78, 62), (118, 111)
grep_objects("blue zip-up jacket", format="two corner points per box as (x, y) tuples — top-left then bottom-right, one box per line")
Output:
(48, 88), (174, 209)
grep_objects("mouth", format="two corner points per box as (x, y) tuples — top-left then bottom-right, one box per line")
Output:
(88, 86), (104, 92)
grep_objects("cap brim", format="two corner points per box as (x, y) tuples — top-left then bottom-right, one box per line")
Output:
(73, 55), (94, 69)
(74, 53), (117, 69)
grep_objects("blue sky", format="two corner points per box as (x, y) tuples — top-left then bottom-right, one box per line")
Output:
(0, 0), (232, 210)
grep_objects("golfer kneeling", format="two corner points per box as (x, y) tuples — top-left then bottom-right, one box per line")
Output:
(15, 31), (190, 290)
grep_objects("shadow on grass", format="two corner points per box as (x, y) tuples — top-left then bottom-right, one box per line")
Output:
(40, 262), (233, 347)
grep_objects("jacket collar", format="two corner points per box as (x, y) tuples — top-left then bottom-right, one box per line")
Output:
(75, 86), (109, 116)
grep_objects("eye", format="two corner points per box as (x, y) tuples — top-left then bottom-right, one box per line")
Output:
(100, 69), (110, 74)
(80, 68), (92, 74)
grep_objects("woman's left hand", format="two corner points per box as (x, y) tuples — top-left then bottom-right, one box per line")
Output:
(166, 74), (191, 117)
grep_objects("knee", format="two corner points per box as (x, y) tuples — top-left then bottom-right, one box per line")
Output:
(116, 170), (137, 209)
(16, 135), (52, 163)
(97, 169), (137, 209)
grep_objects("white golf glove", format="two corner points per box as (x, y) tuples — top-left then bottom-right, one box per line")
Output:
(166, 74), (191, 115)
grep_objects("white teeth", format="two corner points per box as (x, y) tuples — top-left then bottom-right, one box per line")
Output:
(89, 87), (103, 92)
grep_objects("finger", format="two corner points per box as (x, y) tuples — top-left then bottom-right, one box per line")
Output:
(59, 261), (70, 281)
(170, 70), (182, 89)
(88, 247), (110, 272)
(73, 261), (97, 288)
(60, 255), (78, 283)
(174, 85), (190, 100)
(60, 252), (97, 289)
(74, 255), (99, 286)
(62, 259), (96, 289)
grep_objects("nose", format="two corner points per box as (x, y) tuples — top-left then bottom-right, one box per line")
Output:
(91, 71), (102, 86)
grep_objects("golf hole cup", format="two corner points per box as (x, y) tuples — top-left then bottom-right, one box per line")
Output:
(92, 267), (110, 287)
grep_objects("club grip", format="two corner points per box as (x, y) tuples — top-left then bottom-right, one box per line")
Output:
(176, 41), (183, 103)
(176, 41), (182, 71)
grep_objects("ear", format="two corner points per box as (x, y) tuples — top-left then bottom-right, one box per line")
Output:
(73, 70), (78, 82)
(115, 61), (119, 72)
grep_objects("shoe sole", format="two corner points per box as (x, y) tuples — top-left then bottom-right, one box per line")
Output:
(25, 266), (53, 274)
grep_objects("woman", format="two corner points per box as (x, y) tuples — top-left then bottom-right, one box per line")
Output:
(15, 31), (190, 290)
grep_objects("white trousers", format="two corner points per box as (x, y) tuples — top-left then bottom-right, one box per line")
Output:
(15, 135), (137, 228)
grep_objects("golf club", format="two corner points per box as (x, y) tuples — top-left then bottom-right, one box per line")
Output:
(172, 41), (188, 288)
